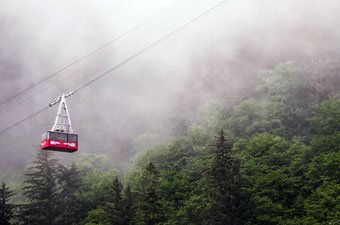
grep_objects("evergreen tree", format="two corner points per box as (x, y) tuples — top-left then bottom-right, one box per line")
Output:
(106, 177), (125, 225)
(123, 185), (134, 225)
(105, 177), (135, 225)
(0, 182), (14, 225)
(135, 163), (164, 225)
(19, 151), (60, 225)
(56, 163), (83, 225)
(204, 130), (249, 225)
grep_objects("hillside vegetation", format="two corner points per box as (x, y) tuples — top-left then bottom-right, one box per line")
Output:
(1, 59), (339, 225)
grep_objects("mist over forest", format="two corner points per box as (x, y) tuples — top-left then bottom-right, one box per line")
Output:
(0, 0), (339, 224)
(0, 0), (337, 174)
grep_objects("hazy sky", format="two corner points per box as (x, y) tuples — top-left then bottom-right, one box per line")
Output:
(1, 0), (339, 176)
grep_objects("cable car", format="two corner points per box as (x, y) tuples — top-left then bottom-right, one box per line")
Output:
(41, 93), (78, 153)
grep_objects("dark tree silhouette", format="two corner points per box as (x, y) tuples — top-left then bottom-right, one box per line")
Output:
(19, 151), (60, 225)
(135, 163), (164, 225)
(56, 162), (83, 225)
(0, 182), (14, 225)
(204, 130), (250, 225)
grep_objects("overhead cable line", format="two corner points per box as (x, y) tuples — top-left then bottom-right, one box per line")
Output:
(0, 1), (194, 119)
(0, 106), (49, 135)
(0, 0), (187, 109)
(0, 66), (85, 116)
(73, 0), (232, 93)
(0, 0), (232, 136)
(0, 0), (192, 117)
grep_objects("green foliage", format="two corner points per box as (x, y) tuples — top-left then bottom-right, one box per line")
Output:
(17, 152), (113, 225)
(79, 169), (118, 211)
(104, 177), (134, 225)
(84, 208), (110, 225)
(303, 180), (340, 224)
(76, 153), (115, 172)
(203, 130), (250, 225)
(229, 98), (284, 137)
(310, 99), (340, 135)
(19, 151), (60, 225)
(194, 100), (225, 133)
(56, 163), (84, 225)
(124, 185), (134, 225)
(133, 130), (210, 171)
(134, 163), (164, 225)
(229, 61), (334, 139)
(132, 132), (162, 153)
(106, 177), (124, 224)
(10, 59), (340, 225)
(0, 182), (14, 225)
(127, 123), (214, 224)
(256, 61), (304, 96)
(237, 134), (305, 224)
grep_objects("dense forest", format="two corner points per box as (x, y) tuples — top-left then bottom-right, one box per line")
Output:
(1, 58), (339, 225)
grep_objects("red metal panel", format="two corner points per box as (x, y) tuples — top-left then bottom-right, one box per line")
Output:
(41, 138), (78, 153)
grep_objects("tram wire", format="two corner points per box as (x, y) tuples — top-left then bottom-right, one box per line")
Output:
(0, 0), (188, 109)
(0, 106), (50, 135)
(0, 0), (232, 136)
(73, 0), (232, 93)
(0, 0), (195, 117)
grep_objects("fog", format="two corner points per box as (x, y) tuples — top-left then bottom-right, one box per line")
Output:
(1, 0), (339, 178)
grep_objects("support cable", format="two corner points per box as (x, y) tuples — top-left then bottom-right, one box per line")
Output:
(0, 0), (188, 108)
(0, 0), (231, 136)
(0, 0), (191, 117)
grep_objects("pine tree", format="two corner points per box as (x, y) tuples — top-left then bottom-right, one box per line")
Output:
(105, 178), (135, 225)
(204, 130), (250, 225)
(135, 162), (164, 225)
(19, 151), (60, 225)
(0, 182), (14, 225)
(56, 163), (83, 225)
(106, 177), (125, 225)
(123, 185), (134, 225)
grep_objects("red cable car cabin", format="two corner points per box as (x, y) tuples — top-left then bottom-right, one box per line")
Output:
(41, 131), (78, 153)
(41, 93), (78, 153)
